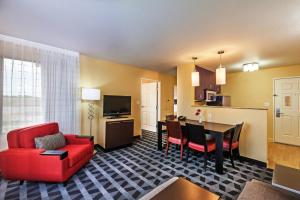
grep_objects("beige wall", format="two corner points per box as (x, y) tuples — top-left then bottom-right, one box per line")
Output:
(80, 55), (176, 139)
(221, 65), (300, 168)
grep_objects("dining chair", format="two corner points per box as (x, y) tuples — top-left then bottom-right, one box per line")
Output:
(186, 123), (216, 171)
(223, 122), (244, 168)
(165, 120), (187, 160)
(166, 115), (176, 121)
(162, 115), (177, 140)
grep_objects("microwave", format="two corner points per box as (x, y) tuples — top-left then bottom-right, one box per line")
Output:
(206, 95), (231, 106)
(205, 90), (217, 102)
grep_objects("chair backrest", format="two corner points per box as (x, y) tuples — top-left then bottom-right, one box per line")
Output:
(166, 120), (183, 139)
(186, 123), (207, 146)
(166, 115), (176, 121)
(232, 122), (244, 143)
(7, 122), (59, 149)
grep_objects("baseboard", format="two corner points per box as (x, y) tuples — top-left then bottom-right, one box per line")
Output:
(94, 144), (102, 152)
(133, 135), (141, 139)
(239, 156), (268, 168)
(95, 143), (133, 153)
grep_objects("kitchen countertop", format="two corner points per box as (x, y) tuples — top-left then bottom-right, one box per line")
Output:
(191, 104), (268, 110)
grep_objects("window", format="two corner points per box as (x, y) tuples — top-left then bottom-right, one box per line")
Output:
(2, 58), (42, 134)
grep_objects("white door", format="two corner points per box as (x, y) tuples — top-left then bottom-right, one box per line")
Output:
(274, 78), (300, 146)
(141, 82), (158, 132)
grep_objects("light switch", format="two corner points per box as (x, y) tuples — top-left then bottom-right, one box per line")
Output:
(264, 102), (270, 107)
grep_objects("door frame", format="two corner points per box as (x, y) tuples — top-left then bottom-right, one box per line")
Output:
(273, 76), (300, 143)
(140, 78), (161, 134)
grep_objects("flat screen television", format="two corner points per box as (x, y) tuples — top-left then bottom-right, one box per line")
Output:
(103, 95), (131, 117)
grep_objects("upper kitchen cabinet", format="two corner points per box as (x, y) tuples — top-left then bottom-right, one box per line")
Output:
(194, 66), (221, 101)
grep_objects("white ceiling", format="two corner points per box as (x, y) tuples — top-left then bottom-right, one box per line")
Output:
(0, 0), (300, 72)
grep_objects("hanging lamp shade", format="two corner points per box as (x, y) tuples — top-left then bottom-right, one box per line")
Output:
(191, 56), (200, 87)
(216, 50), (226, 85)
(191, 71), (200, 86)
(216, 67), (226, 85)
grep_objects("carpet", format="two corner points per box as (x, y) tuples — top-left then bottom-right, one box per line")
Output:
(0, 131), (273, 200)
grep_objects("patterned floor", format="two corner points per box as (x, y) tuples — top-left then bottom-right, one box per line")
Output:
(0, 131), (273, 200)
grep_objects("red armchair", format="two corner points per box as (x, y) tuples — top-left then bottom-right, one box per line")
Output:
(0, 122), (94, 184)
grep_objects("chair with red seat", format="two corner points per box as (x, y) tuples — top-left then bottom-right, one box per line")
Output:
(165, 120), (187, 160)
(223, 122), (244, 168)
(186, 123), (216, 171)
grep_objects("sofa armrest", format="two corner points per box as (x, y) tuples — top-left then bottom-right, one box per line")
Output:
(40, 150), (68, 160)
(0, 148), (69, 181)
(64, 134), (94, 145)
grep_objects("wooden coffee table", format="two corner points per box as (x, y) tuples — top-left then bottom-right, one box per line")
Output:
(140, 177), (220, 200)
(272, 164), (300, 195)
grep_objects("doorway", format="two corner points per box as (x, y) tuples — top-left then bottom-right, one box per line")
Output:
(141, 78), (160, 132)
(274, 77), (300, 146)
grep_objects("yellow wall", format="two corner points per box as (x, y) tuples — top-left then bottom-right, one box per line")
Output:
(176, 63), (195, 115)
(221, 65), (300, 169)
(80, 55), (176, 139)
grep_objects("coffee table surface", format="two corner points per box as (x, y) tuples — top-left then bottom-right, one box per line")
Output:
(150, 178), (220, 200)
(272, 164), (300, 195)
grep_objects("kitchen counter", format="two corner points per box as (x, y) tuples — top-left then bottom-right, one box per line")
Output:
(191, 104), (268, 110)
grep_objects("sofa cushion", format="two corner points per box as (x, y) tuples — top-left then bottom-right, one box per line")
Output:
(35, 132), (66, 150)
(58, 144), (91, 167)
(15, 123), (59, 148)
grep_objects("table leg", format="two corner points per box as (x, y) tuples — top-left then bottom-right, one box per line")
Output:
(157, 122), (163, 151)
(213, 132), (224, 174)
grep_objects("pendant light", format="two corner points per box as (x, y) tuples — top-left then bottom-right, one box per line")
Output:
(191, 57), (200, 87)
(216, 50), (226, 85)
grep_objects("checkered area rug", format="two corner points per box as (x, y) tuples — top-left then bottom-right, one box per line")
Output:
(0, 131), (273, 200)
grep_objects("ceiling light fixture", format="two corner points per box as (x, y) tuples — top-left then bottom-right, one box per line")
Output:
(191, 57), (200, 87)
(243, 62), (259, 72)
(216, 50), (226, 85)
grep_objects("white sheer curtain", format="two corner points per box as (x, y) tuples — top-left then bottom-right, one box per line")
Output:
(0, 39), (42, 136)
(0, 35), (80, 149)
(40, 50), (80, 134)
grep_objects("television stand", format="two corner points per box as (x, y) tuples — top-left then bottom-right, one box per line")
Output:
(107, 116), (128, 119)
(98, 117), (134, 150)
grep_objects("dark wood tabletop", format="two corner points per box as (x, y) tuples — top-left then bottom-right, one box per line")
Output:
(150, 178), (220, 200)
(159, 119), (235, 133)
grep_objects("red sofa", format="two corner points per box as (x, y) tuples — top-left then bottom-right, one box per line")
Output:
(0, 122), (94, 183)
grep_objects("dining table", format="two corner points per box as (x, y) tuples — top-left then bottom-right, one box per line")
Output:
(157, 119), (235, 174)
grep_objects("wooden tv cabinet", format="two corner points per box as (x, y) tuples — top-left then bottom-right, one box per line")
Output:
(98, 117), (134, 150)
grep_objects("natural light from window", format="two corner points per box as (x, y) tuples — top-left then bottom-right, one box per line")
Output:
(2, 58), (42, 134)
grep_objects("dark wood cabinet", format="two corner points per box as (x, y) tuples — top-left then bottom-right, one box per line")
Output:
(119, 120), (134, 145)
(105, 119), (134, 149)
(106, 121), (122, 148)
(194, 66), (221, 101)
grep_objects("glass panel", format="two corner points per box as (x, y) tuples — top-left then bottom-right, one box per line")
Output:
(284, 96), (291, 107)
(2, 58), (42, 134)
